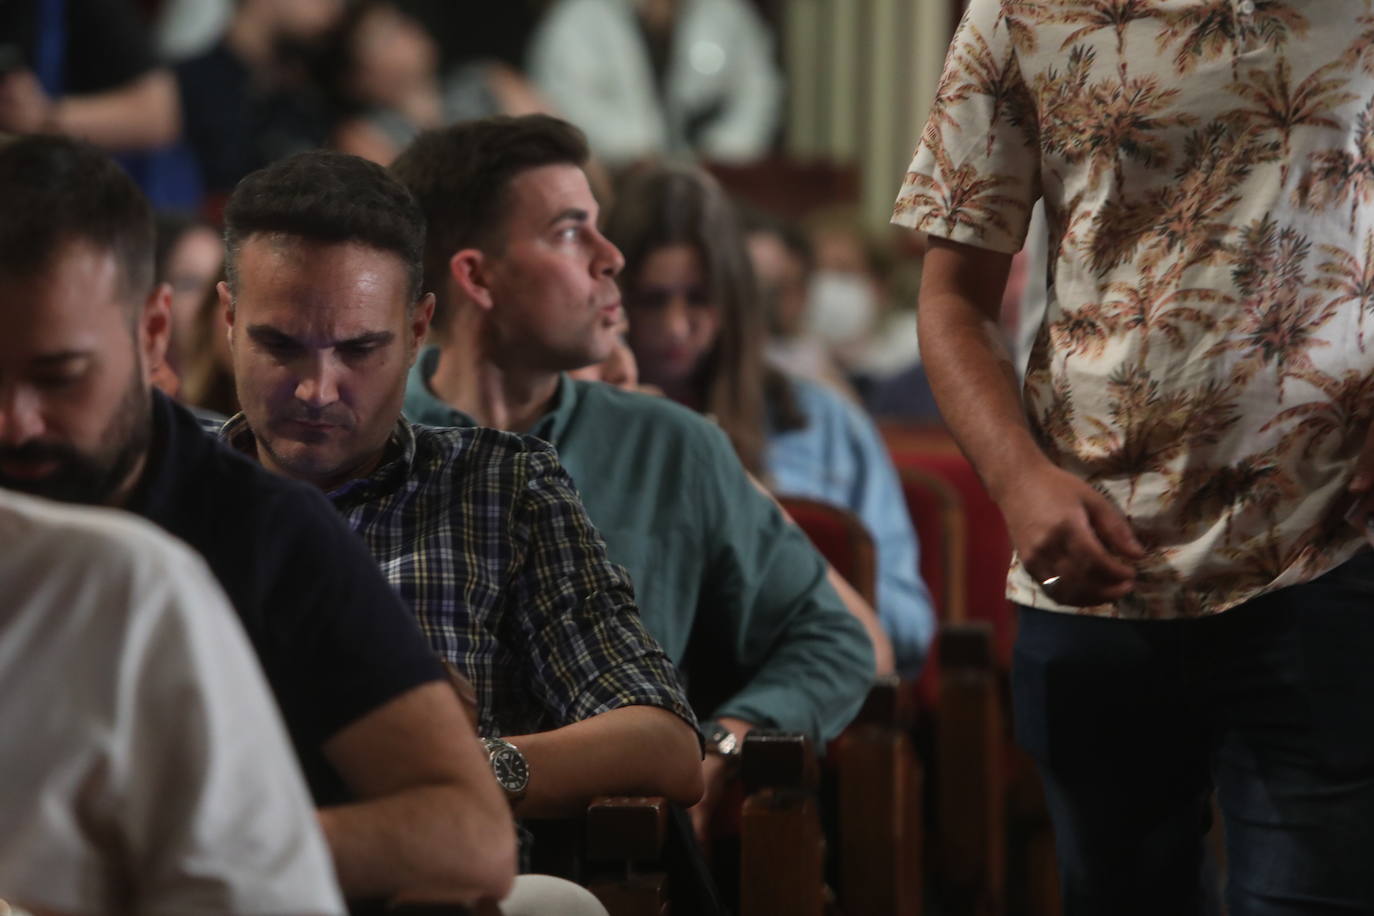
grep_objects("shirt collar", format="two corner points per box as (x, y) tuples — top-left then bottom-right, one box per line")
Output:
(124, 389), (187, 518)
(217, 411), (416, 501)
(408, 346), (579, 445)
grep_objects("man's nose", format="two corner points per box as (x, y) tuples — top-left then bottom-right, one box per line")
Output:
(595, 231), (626, 278)
(0, 387), (44, 446)
(294, 359), (340, 407)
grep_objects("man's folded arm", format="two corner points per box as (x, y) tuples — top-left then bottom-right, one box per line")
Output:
(320, 681), (518, 903)
(504, 445), (705, 816)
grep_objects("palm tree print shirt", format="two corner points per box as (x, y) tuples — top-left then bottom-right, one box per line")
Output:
(894, 0), (1374, 618)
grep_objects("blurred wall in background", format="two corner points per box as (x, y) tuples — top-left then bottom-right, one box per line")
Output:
(782, 0), (954, 229)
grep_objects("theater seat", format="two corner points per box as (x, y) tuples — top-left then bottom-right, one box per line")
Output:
(774, 496), (878, 605)
(739, 731), (826, 916)
(776, 496), (924, 915)
(881, 423), (1059, 916)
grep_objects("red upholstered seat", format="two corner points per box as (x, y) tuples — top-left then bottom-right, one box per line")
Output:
(880, 423), (1015, 662)
(774, 495), (877, 605)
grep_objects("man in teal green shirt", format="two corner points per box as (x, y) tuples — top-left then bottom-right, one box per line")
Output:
(392, 115), (875, 837)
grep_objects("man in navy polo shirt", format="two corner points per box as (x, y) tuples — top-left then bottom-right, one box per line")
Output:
(0, 135), (516, 911)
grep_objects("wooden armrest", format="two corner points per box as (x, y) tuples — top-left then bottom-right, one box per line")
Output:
(584, 796), (669, 862)
(934, 618), (1005, 912)
(831, 675), (925, 916)
(741, 729), (818, 794)
(739, 732), (826, 916)
(853, 673), (918, 729)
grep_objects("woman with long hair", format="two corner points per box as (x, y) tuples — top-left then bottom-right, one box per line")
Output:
(604, 166), (935, 674)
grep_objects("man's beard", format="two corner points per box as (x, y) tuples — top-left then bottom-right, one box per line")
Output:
(0, 374), (152, 506)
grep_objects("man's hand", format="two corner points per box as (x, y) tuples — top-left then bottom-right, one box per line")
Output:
(687, 752), (733, 848)
(998, 460), (1145, 606)
(0, 70), (53, 134)
(687, 716), (752, 848)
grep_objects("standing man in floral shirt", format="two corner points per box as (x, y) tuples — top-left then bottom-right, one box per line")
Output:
(900, 1), (1374, 911)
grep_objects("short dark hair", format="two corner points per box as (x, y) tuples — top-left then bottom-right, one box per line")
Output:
(0, 134), (154, 303)
(223, 150), (426, 303)
(389, 115), (590, 332)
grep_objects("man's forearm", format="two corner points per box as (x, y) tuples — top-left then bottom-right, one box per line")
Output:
(54, 70), (180, 150)
(918, 240), (1051, 499)
(506, 705), (704, 817)
(319, 783), (516, 903)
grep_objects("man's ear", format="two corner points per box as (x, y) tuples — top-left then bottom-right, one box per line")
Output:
(449, 248), (495, 312)
(217, 280), (236, 344)
(140, 282), (173, 377)
(409, 292), (436, 360)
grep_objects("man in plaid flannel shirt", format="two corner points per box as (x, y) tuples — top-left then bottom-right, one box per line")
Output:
(214, 149), (704, 821)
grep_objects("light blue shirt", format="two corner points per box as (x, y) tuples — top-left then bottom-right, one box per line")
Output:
(768, 376), (936, 674)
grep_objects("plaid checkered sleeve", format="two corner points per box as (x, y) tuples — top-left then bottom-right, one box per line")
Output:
(506, 445), (698, 731)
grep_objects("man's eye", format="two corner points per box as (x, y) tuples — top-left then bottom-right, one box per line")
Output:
(261, 339), (301, 356)
(32, 374), (80, 390)
(339, 344), (381, 359)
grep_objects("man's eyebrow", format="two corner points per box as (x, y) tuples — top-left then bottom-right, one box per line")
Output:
(337, 330), (395, 348)
(546, 208), (590, 228)
(246, 324), (299, 346)
(246, 325), (395, 348)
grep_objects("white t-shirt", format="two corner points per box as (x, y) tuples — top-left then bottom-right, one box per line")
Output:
(528, 0), (782, 165)
(0, 490), (344, 916)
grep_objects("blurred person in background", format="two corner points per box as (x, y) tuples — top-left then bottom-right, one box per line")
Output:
(176, 0), (344, 196)
(527, 0), (782, 168)
(0, 0), (194, 206)
(0, 0), (178, 152)
(153, 212), (223, 371)
(152, 0), (232, 62)
(743, 209), (857, 399)
(803, 213), (921, 386)
(322, 0), (550, 167)
(178, 268), (239, 418)
(607, 164), (935, 675)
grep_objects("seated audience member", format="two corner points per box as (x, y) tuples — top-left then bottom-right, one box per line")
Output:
(0, 135), (516, 911)
(176, 0), (343, 196)
(0, 488), (345, 916)
(0, 0), (178, 152)
(214, 150), (703, 818)
(606, 165), (936, 675)
(154, 212), (224, 362)
(741, 211), (856, 399)
(179, 268), (240, 418)
(152, 212), (224, 400)
(572, 316), (896, 671)
(527, 0), (782, 167)
(390, 116), (875, 837)
(322, 1), (551, 167)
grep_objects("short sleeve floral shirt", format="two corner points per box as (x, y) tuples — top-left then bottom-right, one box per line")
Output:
(895, 0), (1374, 618)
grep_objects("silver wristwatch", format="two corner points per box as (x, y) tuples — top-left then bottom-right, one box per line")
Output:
(482, 737), (530, 804)
(702, 721), (741, 758)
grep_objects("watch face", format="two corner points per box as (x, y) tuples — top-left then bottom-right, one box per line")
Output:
(492, 746), (530, 793)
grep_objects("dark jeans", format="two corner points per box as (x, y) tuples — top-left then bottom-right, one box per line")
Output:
(1013, 552), (1374, 915)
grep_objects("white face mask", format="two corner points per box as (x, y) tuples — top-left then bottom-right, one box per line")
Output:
(806, 270), (878, 345)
